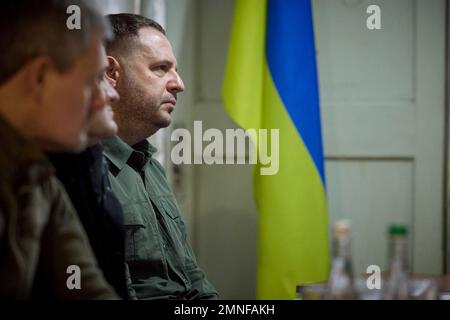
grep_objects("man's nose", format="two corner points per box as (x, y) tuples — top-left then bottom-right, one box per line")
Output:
(167, 71), (185, 94)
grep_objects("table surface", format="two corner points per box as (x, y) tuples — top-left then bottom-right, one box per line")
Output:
(296, 274), (450, 292)
(412, 274), (450, 292)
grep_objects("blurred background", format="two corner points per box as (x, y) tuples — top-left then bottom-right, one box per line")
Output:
(95, 0), (449, 299)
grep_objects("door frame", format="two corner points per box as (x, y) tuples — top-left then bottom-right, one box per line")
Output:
(445, 0), (450, 274)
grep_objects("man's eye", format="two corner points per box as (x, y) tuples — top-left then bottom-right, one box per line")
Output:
(153, 65), (168, 72)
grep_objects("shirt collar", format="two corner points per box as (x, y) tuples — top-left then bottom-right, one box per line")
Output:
(102, 136), (158, 172)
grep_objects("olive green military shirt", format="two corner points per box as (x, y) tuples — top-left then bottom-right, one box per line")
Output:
(103, 136), (218, 300)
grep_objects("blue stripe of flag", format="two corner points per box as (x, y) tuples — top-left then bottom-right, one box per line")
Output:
(266, 0), (325, 185)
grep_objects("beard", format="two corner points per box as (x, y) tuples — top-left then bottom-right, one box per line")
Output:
(115, 73), (171, 139)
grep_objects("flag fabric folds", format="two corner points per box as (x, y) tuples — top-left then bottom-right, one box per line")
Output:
(222, 0), (329, 299)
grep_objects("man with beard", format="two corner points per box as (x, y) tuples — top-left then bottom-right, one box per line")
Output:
(103, 13), (218, 300)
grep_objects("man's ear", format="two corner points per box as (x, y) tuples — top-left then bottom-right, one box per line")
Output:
(24, 56), (51, 103)
(106, 56), (120, 88)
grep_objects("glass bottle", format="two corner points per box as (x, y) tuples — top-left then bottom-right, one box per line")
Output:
(383, 224), (410, 300)
(325, 220), (357, 299)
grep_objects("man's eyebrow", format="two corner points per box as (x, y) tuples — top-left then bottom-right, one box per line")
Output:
(152, 59), (174, 67)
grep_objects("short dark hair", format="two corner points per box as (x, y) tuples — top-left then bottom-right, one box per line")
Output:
(105, 13), (166, 55)
(0, 0), (112, 84)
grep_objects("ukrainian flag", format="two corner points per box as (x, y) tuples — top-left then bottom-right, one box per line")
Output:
(223, 0), (329, 299)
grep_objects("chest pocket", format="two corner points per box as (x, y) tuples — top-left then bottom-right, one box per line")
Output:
(153, 196), (181, 220)
(122, 202), (161, 264)
(152, 197), (188, 256)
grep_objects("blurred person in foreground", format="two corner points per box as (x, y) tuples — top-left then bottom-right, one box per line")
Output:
(44, 46), (129, 299)
(0, 0), (118, 299)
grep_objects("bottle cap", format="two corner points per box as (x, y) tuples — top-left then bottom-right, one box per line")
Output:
(388, 224), (408, 235)
(333, 219), (351, 236)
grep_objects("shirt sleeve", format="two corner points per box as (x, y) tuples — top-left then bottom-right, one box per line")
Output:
(153, 159), (219, 299)
(180, 221), (219, 300)
(41, 177), (120, 299)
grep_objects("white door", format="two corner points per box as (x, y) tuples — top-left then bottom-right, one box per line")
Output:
(315, 0), (445, 275)
(167, 0), (447, 299)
